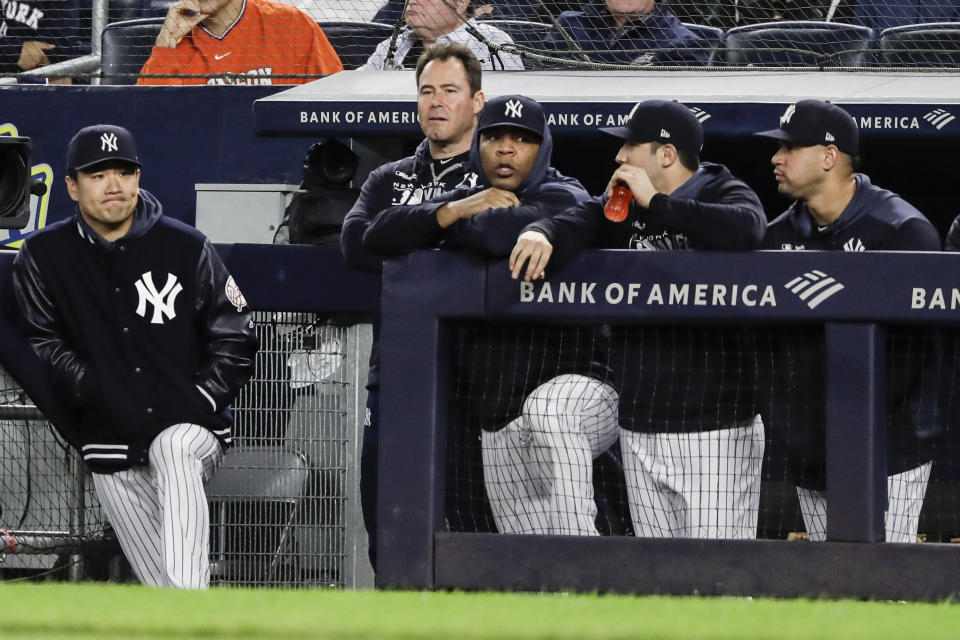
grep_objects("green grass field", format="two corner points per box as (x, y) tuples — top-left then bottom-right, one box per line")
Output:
(1, 582), (958, 639)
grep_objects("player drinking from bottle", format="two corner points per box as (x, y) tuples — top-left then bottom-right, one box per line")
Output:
(509, 99), (768, 539)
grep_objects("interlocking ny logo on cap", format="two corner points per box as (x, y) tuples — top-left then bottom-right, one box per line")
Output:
(780, 104), (797, 126)
(504, 99), (523, 119)
(100, 132), (119, 153)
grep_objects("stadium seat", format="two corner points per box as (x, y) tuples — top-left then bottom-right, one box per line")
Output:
(206, 446), (311, 585)
(99, 17), (164, 85)
(879, 22), (960, 68)
(721, 21), (876, 68)
(316, 21), (395, 70)
(477, 19), (556, 69)
(682, 23), (726, 66)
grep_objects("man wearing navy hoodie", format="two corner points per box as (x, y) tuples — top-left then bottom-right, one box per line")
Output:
(756, 100), (942, 543)
(11, 124), (258, 587)
(509, 99), (767, 540)
(364, 94), (618, 537)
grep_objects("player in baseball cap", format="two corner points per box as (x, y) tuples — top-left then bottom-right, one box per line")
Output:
(65, 124), (142, 178)
(510, 99), (767, 541)
(599, 98), (704, 154)
(472, 94), (549, 193)
(757, 100), (940, 545)
(755, 99), (859, 157)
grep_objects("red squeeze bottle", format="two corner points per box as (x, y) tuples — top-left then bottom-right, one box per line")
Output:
(604, 184), (632, 222)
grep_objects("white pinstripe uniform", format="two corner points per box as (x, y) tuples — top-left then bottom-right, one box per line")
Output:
(92, 423), (223, 588)
(796, 461), (932, 543)
(481, 374), (619, 536)
(619, 415), (765, 539)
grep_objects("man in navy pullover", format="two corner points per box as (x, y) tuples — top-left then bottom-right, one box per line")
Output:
(510, 99), (767, 540)
(547, 0), (709, 67)
(364, 94), (619, 538)
(12, 124), (258, 587)
(756, 99), (942, 543)
(342, 42), (484, 570)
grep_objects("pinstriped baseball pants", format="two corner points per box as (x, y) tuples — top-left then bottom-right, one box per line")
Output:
(92, 423), (223, 589)
(481, 374), (620, 536)
(796, 461), (932, 543)
(620, 415), (765, 539)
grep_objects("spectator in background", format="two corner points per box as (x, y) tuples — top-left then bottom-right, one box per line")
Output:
(668, 0), (854, 30)
(852, 0), (960, 31)
(360, 0), (523, 70)
(0, 0), (80, 83)
(756, 100), (942, 543)
(138, 0), (343, 85)
(548, 0), (709, 66)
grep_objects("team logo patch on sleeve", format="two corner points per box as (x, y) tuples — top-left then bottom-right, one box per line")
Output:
(225, 276), (248, 311)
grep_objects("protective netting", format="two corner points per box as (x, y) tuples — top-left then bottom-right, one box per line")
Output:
(4, 0), (960, 84)
(1, 312), (365, 587)
(446, 322), (960, 543)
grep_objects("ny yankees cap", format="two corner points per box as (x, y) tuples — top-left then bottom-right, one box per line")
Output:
(66, 124), (142, 174)
(477, 95), (546, 138)
(599, 100), (704, 154)
(755, 100), (859, 156)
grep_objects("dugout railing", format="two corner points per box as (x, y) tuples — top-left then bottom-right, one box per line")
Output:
(377, 249), (960, 601)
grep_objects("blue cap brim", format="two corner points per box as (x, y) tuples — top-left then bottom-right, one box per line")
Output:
(599, 126), (633, 140)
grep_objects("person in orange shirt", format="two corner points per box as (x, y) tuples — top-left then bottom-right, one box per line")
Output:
(137, 0), (343, 85)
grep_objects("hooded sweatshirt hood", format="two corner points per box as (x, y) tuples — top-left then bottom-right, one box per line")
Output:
(469, 97), (555, 200)
(75, 188), (163, 248)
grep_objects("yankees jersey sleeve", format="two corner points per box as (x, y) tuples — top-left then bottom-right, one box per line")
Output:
(361, 188), (463, 255)
(193, 239), (258, 411)
(883, 218), (942, 251)
(442, 184), (587, 258)
(342, 163), (394, 271)
(643, 180), (766, 250)
(11, 242), (90, 408)
(525, 196), (606, 270)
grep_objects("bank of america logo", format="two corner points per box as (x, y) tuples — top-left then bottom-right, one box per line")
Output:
(784, 270), (844, 309)
(690, 107), (711, 123)
(924, 109), (955, 130)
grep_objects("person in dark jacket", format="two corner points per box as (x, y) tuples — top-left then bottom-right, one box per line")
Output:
(756, 99), (943, 543)
(510, 99), (767, 539)
(0, 0), (81, 81)
(547, 0), (709, 66)
(11, 124), (258, 588)
(364, 94), (619, 538)
(341, 42), (484, 570)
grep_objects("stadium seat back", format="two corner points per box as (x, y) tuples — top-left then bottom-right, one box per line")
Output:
(100, 17), (165, 85)
(317, 21), (395, 70)
(682, 23), (726, 66)
(879, 22), (960, 68)
(478, 19), (556, 69)
(722, 20), (875, 68)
